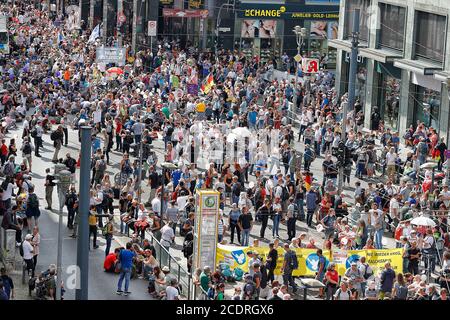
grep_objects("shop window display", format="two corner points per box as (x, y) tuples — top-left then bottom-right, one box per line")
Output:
(306, 20), (338, 69)
(239, 19), (281, 64)
(381, 77), (400, 131)
(415, 87), (441, 131)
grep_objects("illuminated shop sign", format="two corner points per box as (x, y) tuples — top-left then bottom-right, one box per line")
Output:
(239, 3), (339, 20)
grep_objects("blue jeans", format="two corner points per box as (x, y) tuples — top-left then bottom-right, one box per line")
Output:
(105, 234), (112, 256)
(361, 282), (367, 298)
(356, 163), (365, 178)
(120, 220), (129, 235)
(241, 229), (250, 246)
(296, 199), (305, 220)
(118, 267), (132, 292)
(314, 141), (321, 156)
(134, 134), (141, 145)
(272, 214), (281, 237)
(374, 229), (383, 249)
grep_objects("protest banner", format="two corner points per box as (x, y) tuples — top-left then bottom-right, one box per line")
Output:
(216, 244), (403, 277)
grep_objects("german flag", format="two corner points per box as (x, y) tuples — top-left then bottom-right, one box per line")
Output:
(304, 174), (312, 191)
(200, 73), (215, 94)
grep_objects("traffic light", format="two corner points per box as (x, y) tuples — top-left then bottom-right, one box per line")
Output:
(336, 141), (346, 167)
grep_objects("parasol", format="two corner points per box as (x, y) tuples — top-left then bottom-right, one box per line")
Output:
(231, 127), (252, 138)
(411, 216), (436, 227)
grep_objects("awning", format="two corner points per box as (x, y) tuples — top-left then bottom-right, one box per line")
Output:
(393, 59), (442, 76)
(433, 70), (450, 83)
(358, 48), (403, 63)
(328, 39), (352, 52)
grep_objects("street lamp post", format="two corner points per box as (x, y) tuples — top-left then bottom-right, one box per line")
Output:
(160, 162), (178, 217)
(54, 166), (72, 300)
(215, 3), (234, 60)
(338, 9), (360, 192)
(292, 26), (307, 116)
(137, 133), (145, 203)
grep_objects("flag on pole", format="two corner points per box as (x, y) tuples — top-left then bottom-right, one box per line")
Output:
(88, 24), (101, 44)
(304, 174), (312, 191)
(200, 73), (215, 94)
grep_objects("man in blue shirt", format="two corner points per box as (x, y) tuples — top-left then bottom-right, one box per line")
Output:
(116, 242), (136, 296)
(306, 188), (318, 227)
(247, 107), (257, 131)
(171, 167), (183, 189)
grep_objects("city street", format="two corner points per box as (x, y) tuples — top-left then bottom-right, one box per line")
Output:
(3, 119), (152, 300)
(1, 0), (449, 304)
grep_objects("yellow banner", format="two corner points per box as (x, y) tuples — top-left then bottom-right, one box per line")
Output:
(216, 244), (403, 277)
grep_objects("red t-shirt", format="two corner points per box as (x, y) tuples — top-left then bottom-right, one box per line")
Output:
(115, 121), (123, 134)
(104, 253), (117, 270)
(0, 144), (8, 156)
(326, 270), (339, 284)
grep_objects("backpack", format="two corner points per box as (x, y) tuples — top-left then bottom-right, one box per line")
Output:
(19, 241), (24, 257)
(363, 263), (373, 280)
(243, 280), (256, 299)
(281, 186), (289, 201)
(289, 251), (298, 270)
(419, 142), (428, 155)
(206, 287), (215, 300)
(30, 128), (37, 138)
(2, 162), (14, 177)
(232, 183), (241, 197)
(182, 239), (193, 258)
(97, 160), (106, 173)
(28, 193), (39, 209)
(396, 285), (408, 300)
(50, 131), (58, 141)
(23, 142), (32, 155)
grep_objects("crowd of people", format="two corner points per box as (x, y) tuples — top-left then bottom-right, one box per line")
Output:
(0, 1), (449, 301)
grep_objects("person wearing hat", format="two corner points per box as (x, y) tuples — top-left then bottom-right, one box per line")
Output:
(199, 266), (212, 297)
(22, 234), (35, 278)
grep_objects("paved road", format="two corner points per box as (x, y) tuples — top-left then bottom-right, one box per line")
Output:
(5, 112), (405, 299)
(5, 117), (152, 300)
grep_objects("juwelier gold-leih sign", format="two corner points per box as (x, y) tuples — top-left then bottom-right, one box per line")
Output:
(239, 3), (339, 20)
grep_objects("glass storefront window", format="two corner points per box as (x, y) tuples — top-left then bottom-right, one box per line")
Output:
(305, 20), (339, 69)
(344, 0), (370, 42)
(415, 87), (441, 131)
(378, 3), (406, 52)
(355, 66), (367, 107)
(378, 75), (400, 130)
(414, 11), (446, 63)
(340, 56), (367, 107)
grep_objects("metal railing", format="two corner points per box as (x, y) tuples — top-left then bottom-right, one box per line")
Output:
(147, 232), (192, 300)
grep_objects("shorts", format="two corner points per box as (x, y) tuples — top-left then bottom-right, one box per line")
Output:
(387, 165), (396, 176)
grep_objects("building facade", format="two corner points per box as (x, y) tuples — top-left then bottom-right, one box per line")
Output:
(330, 0), (450, 144)
(231, 0), (340, 66)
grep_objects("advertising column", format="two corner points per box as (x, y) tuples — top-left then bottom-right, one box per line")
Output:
(193, 190), (219, 276)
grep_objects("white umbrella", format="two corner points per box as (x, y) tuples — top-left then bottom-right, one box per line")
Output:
(420, 162), (438, 170)
(226, 132), (238, 143)
(411, 216), (436, 227)
(231, 127), (252, 138)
